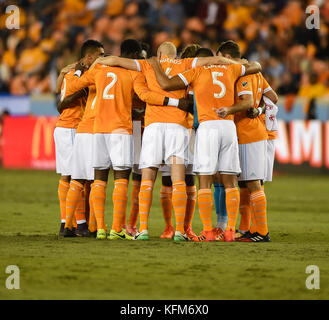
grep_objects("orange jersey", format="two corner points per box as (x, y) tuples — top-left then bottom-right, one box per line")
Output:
(56, 70), (85, 129)
(178, 64), (245, 123)
(136, 56), (198, 128)
(234, 73), (270, 144)
(76, 85), (96, 134)
(66, 64), (169, 134)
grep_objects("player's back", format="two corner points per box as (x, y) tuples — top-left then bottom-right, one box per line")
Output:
(234, 72), (268, 144)
(76, 85), (96, 134)
(56, 70), (84, 129)
(137, 56), (197, 128)
(93, 65), (136, 134)
(187, 63), (244, 123)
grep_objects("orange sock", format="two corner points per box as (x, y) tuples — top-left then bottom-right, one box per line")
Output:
(112, 179), (129, 232)
(172, 181), (187, 233)
(138, 180), (154, 232)
(250, 190), (268, 236)
(185, 185), (196, 230)
(64, 180), (84, 229)
(239, 188), (251, 232)
(58, 179), (70, 223)
(198, 189), (213, 231)
(226, 187), (240, 231)
(84, 182), (91, 224)
(160, 185), (173, 228)
(128, 180), (141, 228)
(88, 183), (97, 233)
(75, 187), (86, 225)
(91, 180), (107, 230)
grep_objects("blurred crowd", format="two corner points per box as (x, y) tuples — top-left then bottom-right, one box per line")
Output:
(0, 0), (329, 103)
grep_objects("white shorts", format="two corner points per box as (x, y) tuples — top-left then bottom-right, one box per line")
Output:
(54, 127), (76, 176)
(264, 139), (275, 182)
(139, 122), (189, 169)
(71, 133), (94, 180)
(93, 133), (133, 170)
(238, 140), (267, 181)
(193, 120), (240, 175)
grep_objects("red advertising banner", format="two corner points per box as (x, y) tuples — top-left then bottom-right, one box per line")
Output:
(2, 116), (57, 169)
(1, 116), (328, 172)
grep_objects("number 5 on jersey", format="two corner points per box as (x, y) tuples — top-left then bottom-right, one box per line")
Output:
(212, 71), (226, 99)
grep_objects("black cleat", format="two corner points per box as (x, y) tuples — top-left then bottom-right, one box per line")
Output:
(236, 230), (252, 241)
(63, 227), (77, 237)
(239, 232), (271, 242)
(75, 223), (89, 237)
(86, 230), (97, 238)
(59, 223), (65, 236)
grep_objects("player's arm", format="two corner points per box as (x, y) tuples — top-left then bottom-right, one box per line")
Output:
(148, 57), (188, 91)
(91, 56), (139, 71)
(132, 72), (187, 107)
(56, 63), (76, 94)
(243, 61), (262, 76)
(214, 94), (253, 118)
(57, 88), (88, 114)
(263, 88), (278, 104)
(194, 56), (239, 67)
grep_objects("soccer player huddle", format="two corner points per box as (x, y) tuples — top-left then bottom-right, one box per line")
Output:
(54, 37), (278, 243)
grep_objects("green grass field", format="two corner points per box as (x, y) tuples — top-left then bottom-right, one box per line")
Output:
(0, 169), (328, 300)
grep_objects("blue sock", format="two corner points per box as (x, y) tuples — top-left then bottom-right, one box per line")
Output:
(213, 183), (228, 230)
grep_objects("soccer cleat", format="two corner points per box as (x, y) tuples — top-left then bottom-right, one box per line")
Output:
(192, 230), (218, 242)
(59, 223), (65, 236)
(134, 230), (149, 240)
(96, 228), (107, 240)
(173, 231), (188, 242)
(236, 230), (252, 241)
(63, 227), (77, 237)
(75, 223), (89, 237)
(126, 225), (137, 237)
(86, 230), (97, 238)
(213, 227), (225, 241)
(224, 228), (235, 242)
(108, 229), (133, 240)
(184, 226), (197, 240)
(235, 229), (248, 240)
(239, 232), (271, 242)
(160, 225), (175, 239)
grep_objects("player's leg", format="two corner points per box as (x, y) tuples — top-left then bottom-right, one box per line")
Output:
(54, 126), (76, 236)
(135, 167), (157, 240)
(238, 140), (269, 242)
(135, 123), (163, 240)
(160, 173), (174, 239)
(184, 173), (197, 239)
(108, 169), (133, 240)
(90, 133), (113, 239)
(221, 173), (240, 242)
(170, 159), (188, 241)
(192, 120), (221, 242)
(58, 175), (70, 236)
(64, 178), (86, 237)
(235, 180), (251, 239)
(213, 172), (227, 240)
(126, 171), (141, 236)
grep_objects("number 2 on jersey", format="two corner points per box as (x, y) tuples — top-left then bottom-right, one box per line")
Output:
(103, 72), (117, 99)
(212, 71), (226, 99)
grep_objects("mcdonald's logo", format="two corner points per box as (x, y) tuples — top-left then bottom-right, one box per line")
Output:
(31, 116), (57, 159)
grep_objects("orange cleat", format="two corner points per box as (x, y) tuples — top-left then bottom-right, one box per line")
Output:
(224, 228), (235, 242)
(160, 225), (175, 239)
(192, 230), (218, 242)
(184, 226), (197, 240)
(213, 227), (225, 242)
(126, 225), (137, 236)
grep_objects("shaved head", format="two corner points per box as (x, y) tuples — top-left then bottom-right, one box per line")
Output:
(157, 42), (177, 58)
